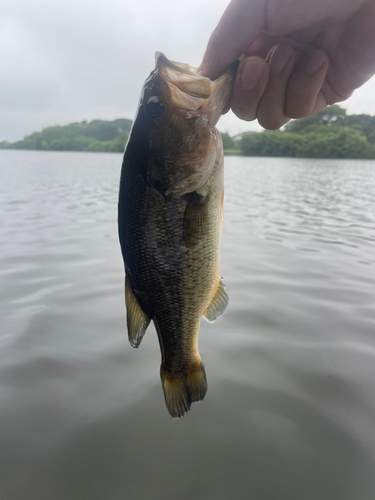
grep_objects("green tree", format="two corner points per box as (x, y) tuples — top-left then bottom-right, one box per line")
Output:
(221, 132), (235, 150)
(241, 125), (375, 159)
(241, 130), (307, 157)
(109, 132), (129, 152)
(284, 105), (347, 133)
(3, 118), (132, 152)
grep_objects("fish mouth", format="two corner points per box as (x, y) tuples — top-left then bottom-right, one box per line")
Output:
(155, 52), (235, 116)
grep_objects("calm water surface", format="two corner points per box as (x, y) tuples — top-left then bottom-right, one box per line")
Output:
(1, 150), (375, 500)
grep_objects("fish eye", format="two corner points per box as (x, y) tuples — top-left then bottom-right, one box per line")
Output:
(145, 96), (165, 119)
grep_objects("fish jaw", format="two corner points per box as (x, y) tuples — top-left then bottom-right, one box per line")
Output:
(155, 51), (235, 130)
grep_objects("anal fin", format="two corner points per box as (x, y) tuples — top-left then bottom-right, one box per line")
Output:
(125, 276), (150, 348)
(203, 277), (229, 323)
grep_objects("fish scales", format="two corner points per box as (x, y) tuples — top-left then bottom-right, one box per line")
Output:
(118, 53), (234, 418)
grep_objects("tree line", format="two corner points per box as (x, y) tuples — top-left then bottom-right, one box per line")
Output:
(1, 106), (375, 158)
(238, 106), (375, 159)
(0, 119), (132, 153)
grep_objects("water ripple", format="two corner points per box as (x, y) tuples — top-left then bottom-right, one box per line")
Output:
(1, 151), (375, 500)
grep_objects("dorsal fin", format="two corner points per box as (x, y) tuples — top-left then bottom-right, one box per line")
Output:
(125, 276), (150, 348)
(203, 277), (229, 323)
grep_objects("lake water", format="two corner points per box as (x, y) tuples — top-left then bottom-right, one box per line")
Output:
(1, 150), (375, 500)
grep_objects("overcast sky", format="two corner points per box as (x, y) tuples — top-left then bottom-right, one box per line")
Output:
(2, 0), (375, 142)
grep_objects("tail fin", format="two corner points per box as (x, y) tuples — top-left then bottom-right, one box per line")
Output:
(160, 363), (207, 418)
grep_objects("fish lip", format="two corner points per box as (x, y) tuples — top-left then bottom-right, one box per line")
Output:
(154, 52), (235, 109)
(155, 52), (200, 78)
(155, 52), (212, 100)
(155, 51), (236, 82)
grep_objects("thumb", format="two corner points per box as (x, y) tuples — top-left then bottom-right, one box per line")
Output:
(200, 0), (267, 80)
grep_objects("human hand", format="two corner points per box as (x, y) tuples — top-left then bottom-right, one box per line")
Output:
(200, 0), (375, 129)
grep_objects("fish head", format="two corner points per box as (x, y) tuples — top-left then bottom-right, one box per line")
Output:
(134, 52), (236, 159)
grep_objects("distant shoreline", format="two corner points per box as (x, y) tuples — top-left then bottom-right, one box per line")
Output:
(2, 149), (374, 161)
(2, 106), (375, 159)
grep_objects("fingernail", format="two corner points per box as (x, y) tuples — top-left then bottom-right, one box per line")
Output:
(304, 50), (327, 76)
(269, 45), (293, 75)
(241, 59), (264, 91)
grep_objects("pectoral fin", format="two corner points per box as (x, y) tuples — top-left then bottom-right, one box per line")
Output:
(183, 192), (210, 244)
(203, 277), (229, 323)
(125, 276), (150, 348)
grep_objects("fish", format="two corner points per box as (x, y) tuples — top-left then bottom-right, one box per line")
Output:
(118, 52), (235, 418)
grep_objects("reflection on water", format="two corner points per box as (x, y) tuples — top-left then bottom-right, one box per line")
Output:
(1, 151), (375, 500)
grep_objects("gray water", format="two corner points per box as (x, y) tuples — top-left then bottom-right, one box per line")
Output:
(1, 150), (375, 500)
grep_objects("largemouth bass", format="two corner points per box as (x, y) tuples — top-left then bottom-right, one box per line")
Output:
(118, 53), (234, 418)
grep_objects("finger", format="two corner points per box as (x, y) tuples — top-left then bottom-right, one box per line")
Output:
(320, 78), (353, 106)
(285, 49), (329, 118)
(221, 100), (231, 115)
(257, 44), (296, 130)
(244, 33), (291, 59)
(230, 56), (269, 121)
(200, 0), (267, 80)
(244, 32), (310, 60)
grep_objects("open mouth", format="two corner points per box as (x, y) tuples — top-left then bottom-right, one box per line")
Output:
(155, 52), (235, 113)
